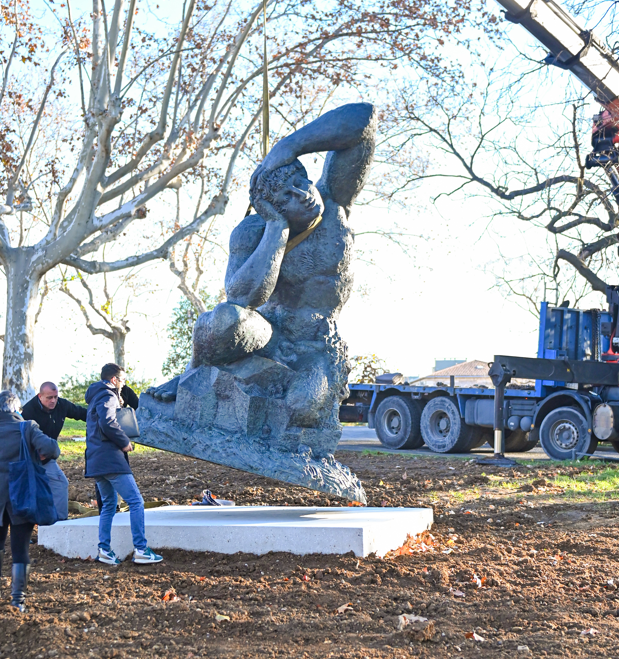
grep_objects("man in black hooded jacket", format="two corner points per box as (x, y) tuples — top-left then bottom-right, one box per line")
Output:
(21, 382), (87, 520)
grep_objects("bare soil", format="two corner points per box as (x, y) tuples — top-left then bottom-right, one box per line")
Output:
(2, 450), (619, 658)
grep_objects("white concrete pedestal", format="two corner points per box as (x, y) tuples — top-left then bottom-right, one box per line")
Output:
(38, 506), (433, 559)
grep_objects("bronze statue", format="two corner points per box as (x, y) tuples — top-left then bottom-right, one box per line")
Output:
(139, 103), (376, 502)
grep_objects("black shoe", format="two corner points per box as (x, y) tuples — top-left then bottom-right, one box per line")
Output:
(10, 564), (28, 612)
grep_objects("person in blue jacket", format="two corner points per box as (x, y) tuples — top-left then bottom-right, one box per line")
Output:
(0, 390), (60, 611)
(85, 363), (162, 565)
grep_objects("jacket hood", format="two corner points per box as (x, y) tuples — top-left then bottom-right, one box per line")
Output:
(85, 380), (117, 405)
(0, 411), (23, 421)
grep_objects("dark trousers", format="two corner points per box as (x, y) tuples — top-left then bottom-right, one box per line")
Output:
(0, 509), (34, 564)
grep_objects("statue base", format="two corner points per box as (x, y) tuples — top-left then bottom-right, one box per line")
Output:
(137, 374), (366, 503)
(39, 506), (433, 559)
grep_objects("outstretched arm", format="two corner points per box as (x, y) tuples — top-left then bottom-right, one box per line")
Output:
(60, 398), (88, 422)
(256, 103), (377, 209)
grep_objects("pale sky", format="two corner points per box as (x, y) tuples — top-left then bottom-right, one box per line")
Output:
(29, 183), (586, 389)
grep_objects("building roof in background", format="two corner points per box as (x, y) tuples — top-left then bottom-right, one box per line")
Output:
(410, 359), (535, 388)
(433, 358), (466, 373)
(414, 360), (490, 381)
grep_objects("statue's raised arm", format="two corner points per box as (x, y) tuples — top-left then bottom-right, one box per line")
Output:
(255, 102), (376, 212)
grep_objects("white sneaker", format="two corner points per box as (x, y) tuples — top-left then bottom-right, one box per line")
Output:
(133, 547), (163, 564)
(97, 548), (121, 565)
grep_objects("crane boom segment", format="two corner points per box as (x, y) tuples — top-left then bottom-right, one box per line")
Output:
(495, 0), (619, 110)
(494, 0), (619, 203)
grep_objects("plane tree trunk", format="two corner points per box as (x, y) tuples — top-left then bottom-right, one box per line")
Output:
(3, 253), (41, 400)
(113, 333), (126, 369)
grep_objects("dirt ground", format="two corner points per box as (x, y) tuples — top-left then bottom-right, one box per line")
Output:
(3, 448), (619, 659)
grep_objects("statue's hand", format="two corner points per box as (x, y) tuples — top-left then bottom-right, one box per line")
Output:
(250, 142), (296, 190)
(260, 143), (296, 172)
(252, 196), (287, 225)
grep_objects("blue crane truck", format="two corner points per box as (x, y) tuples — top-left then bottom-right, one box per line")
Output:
(339, 287), (619, 461)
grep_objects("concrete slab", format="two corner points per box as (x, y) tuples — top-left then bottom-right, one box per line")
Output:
(38, 506), (433, 560)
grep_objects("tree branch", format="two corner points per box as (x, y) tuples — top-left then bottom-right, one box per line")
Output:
(60, 280), (114, 340)
(63, 191), (228, 273)
(555, 249), (608, 294)
(578, 233), (619, 261)
(168, 245), (208, 314)
(103, 0), (196, 188)
(0, 0), (19, 109)
(4, 50), (67, 209)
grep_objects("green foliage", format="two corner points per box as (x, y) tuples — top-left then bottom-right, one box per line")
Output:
(124, 368), (154, 396)
(58, 440), (159, 462)
(162, 292), (217, 377)
(59, 367), (152, 406)
(59, 372), (99, 406)
(349, 354), (396, 384)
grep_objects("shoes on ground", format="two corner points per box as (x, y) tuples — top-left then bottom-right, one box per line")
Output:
(192, 489), (222, 506)
(133, 547), (163, 564)
(97, 548), (121, 565)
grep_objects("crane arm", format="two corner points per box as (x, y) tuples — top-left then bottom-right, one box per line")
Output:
(494, 0), (619, 113)
(495, 0), (619, 202)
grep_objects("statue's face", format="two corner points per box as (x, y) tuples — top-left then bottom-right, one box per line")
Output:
(274, 172), (324, 233)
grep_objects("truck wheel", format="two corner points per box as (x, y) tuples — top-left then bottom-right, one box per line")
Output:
(539, 406), (597, 461)
(611, 441), (619, 454)
(504, 431), (538, 452)
(375, 396), (423, 449)
(420, 396), (480, 453)
(521, 434), (539, 452)
(504, 430), (530, 452)
(471, 431), (491, 449)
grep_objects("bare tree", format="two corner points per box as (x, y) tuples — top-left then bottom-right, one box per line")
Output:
(0, 0), (492, 397)
(167, 186), (226, 315)
(60, 270), (135, 367)
(388, 63), (619, 307)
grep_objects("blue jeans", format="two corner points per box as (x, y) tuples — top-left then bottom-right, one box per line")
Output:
(96, 474), (147, 552)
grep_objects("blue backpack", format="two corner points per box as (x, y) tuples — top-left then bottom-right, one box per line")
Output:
(8, 421), (59, 526)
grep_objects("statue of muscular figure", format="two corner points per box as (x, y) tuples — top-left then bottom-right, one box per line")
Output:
(151, 102), (376, 440)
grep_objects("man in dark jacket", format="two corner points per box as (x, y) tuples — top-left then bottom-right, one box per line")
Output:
(21, 382), (87, 521)
(0, 390), (60, 612)
(85, 363), (162, 566)
(21, 382), (87, 439)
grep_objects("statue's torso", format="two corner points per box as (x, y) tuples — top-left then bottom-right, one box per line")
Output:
(258, 198), (354, 346)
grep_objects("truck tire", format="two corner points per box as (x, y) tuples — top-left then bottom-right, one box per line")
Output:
(504, 430), (530, 452)
(375, 396), (423, 449)
(471, 431), (491, 449)
(520, 433), (539, 452)
(539, 406), (597, 461)
(420, 396), (481, 453)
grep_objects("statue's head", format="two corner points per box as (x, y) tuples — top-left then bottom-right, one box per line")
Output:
(250, 159), (324, 233)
